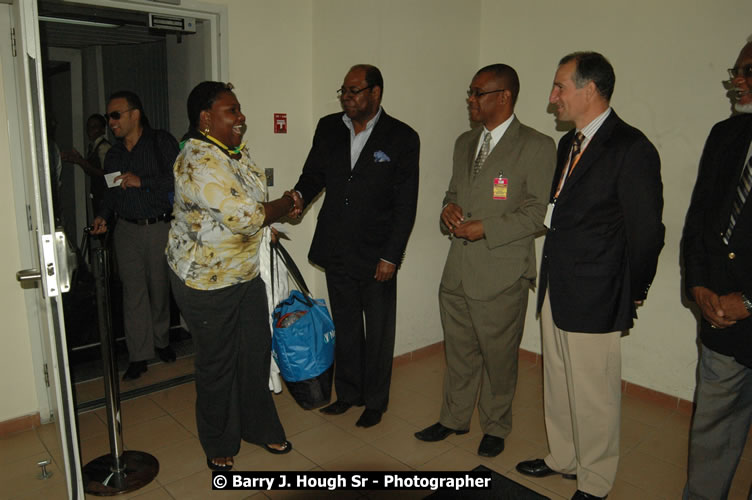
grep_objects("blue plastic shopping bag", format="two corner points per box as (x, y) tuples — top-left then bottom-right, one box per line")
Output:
(272, 290), (335, 383)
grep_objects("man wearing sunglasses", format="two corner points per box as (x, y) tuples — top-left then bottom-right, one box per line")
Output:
(291, 64), (419, 428)
(682, 38), (752, 499)
(90, 91), (179, 381)
(414, 64), (555, 458)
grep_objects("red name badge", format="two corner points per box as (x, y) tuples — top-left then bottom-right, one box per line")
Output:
(493, 177), (508, 200)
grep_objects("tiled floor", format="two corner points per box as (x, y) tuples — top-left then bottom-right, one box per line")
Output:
(3, 349), (752, 499)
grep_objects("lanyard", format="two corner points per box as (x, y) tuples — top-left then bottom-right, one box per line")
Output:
(554, 140), (588, 199)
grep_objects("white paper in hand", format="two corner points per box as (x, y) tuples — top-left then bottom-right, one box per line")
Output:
(105, 171), (122, 188)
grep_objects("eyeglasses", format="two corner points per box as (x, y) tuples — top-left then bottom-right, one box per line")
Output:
(728, 64), (752, 80)
(337, 85), (374, 98)
(104, 108), (134, 121)
(467, 88), (507, 99)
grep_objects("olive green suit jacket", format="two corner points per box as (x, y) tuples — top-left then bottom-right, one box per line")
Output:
(440, 117), (556, 300)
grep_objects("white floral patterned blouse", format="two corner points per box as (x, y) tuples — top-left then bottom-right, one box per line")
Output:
(166, 138), (267, 290)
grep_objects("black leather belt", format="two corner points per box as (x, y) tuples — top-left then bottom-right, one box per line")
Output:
(122, 213), (171, 225)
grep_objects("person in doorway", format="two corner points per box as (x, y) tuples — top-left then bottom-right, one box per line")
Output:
(90, 91), (178, 381)
(46, 115), (63, 223)
(62, 113), (110, 218)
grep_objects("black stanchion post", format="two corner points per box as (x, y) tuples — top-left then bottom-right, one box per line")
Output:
(83, 246), (159, 495)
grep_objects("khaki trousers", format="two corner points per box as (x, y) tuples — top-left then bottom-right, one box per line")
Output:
(439, 279), (528, 437)
(541, 291), (622, 497)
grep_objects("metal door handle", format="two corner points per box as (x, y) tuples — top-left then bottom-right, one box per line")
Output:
(17, 269), (42, 282)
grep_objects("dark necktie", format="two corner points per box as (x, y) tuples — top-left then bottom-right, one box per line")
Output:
(723, 154), (752, 245)
(473, 132), (492, 177)
(554, 132), (586, 198)
(568, 131), (585, 176)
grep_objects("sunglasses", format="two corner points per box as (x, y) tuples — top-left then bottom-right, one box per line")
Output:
(105, 108), (134, 121)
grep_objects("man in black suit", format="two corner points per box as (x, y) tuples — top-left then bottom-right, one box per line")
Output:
(516, 52), (664, 500)
(682, 40), (752, 500)
(291, 64), (420, 428)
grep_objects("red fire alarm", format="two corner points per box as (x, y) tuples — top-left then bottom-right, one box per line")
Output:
(274, 113), (287, 134)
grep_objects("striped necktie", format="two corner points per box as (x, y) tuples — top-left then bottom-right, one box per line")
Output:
(723, 154), (752, 245)
(568, 131), (585, 176)
(473, 132), (492, 177)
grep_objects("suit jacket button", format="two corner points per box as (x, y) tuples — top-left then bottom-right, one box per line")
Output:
(345, 198), (350, 206)
(463, 241), (468, 246)
(467, 212), (472, 218)
(348, 176), (353, 181)
(729, 252), (736, 260)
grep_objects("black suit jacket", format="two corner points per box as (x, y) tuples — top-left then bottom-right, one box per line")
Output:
(295, 110), (420, 279)
(538, 110), (665, 333)
(682, 113), (752, 366)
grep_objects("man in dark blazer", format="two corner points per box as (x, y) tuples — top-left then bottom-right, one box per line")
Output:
(292, 64), (419, 428)
(682, 40), (752, 500)
(516, 52), (664, 500)
(414, 64), (555, 458)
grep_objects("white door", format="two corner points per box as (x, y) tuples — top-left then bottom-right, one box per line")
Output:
(7, 0), (83, 497)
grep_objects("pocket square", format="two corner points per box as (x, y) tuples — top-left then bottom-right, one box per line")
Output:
(373, 150), (391, 163)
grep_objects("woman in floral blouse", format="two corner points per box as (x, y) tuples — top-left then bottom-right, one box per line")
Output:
(167, 81), (297, 471)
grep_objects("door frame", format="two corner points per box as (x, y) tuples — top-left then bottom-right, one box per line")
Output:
(16, 0), (228, 423)
(2, 0), (228, 497)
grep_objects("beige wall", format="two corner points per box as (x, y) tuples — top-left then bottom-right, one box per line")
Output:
(4, 0), (752, 421)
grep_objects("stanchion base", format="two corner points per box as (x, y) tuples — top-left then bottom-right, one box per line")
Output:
(83, 450), (159, 496)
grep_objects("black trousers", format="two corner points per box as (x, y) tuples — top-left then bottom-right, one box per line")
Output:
(324, 262), (397, 412)
(169, 271), (286, 458)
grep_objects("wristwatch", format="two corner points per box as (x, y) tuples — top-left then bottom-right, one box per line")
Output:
(742, 293), (752, 313)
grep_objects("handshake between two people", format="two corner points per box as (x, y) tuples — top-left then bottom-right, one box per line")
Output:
(263, 189), (303, 228)
(282, 190), (304, 219)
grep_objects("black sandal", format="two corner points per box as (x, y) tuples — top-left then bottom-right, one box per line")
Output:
(206, 457), (233, 471)
(262, 440), (292, 455)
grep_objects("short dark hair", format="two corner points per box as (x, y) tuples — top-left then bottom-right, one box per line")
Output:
(108, 90), (150, 128)
(186, 81), (234, 131)
(475, 64), (520, 105)
(351, 64), (384, 99)
(559, 51), (615, 101)
(87, 113), (106, 129)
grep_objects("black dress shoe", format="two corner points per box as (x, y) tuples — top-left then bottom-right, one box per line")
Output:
(572, 490), (606, 500)
(355, 409), (382, 428)
(415, 422), (469, 442)
(122, 361), (148, 381)
(156, 345), (176, 363)
(516, 458), (577, 480)
(320, 400), (354, 415)
(477, 434), (505, 457)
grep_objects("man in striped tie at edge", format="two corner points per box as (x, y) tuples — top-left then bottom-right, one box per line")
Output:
(682, 37), (752, 499)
